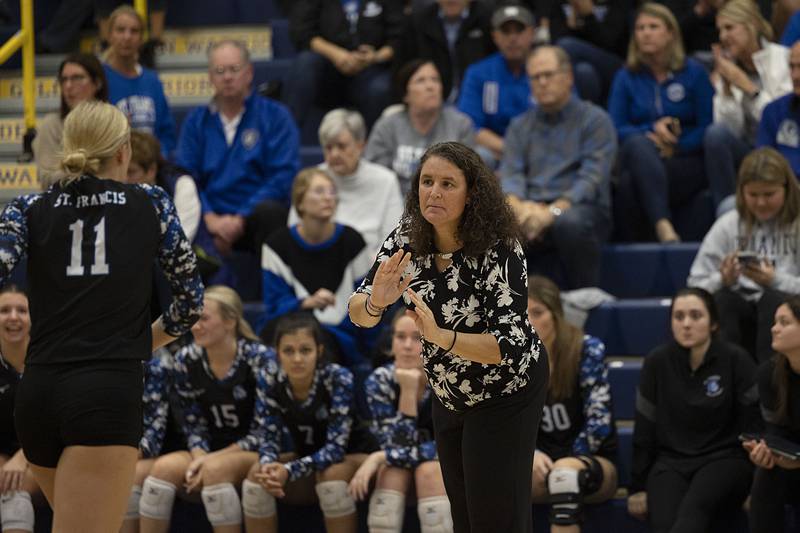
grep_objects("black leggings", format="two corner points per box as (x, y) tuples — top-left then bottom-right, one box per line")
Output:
(749, 464), (800, 532)
(646, 455), (753, 533)
(714, 287), (787, 363)
(432, 365), (548, 533)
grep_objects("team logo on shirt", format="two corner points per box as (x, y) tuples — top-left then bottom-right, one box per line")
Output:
(777, 119), (800, 148)
(666, 83), (686, 102)
(316, 405), (329, 420)
(703, 375), (723, 398)
(363, 1), (383, 17)
(241, 129), (259, 150)
(483, 82), (499, 115)
(233, 385), (248, 400)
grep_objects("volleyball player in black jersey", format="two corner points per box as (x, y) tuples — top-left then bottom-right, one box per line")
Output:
(245, 314), (368, 533)
(0, 287), (41, 533)
(0, 101), (203, 533)
(140, 286), (274, 533)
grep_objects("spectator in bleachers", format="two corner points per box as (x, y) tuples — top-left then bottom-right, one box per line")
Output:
(364, 59), (475, 195)
(176, 39), (300, 256)
(0, 287), (40, 533)
(396, 0), (496, 103)
(34, 53), (109, 186)
(526, 276), (618, 532)
(457, 4), (536, 165)
(781, 9), (800, 45)
(288, 109), (404, 256)
(704, 0), (791, 215)
(609, 2), (714, 243)
(261, 168), (373, 367)
(501, 45), (616, 289)
(97, 1), (167, 68)
(103, 5), (177, 157)
(245, 314), (369, 533)
(688, 147), (800, 362)
(757, 41), (800, 177)
(121, 349), (184, 533)
(348, 310), (452, 533)
(744, 296), (800, 532)
(539, 0), (632, 106)
(139, 286), (273, 533)
(284, 0), (403, 131)
(127, 131), (229, 286)
(659, 0), (723, 58)
(627, 287), (759, 532)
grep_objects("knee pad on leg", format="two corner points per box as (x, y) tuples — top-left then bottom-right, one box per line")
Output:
(0, 491), (34, 532)
(139, 477), (176, 520)
(417, 496), (453, 533)
(125, 485), (142, 521)
(547, 467), (583, 526)
(242, 479), (276, 519)
(201, 482), (243, 526)
(367, 489), (405, 533)
(315, 480), (356, 518)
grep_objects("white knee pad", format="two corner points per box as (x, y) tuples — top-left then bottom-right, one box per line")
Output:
(417, 496), (453, 533)
(201, 482), (242, 526)
(241, 479), (276, 519)
(0, 491), (34, 532)
(139, 476), (176, 520)
(124, 485), (142, 521)
(367, 489), (405, 533)
(315, 480), (356, 518)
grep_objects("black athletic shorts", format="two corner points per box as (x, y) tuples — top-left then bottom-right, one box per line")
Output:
(14, 359), (143, 468)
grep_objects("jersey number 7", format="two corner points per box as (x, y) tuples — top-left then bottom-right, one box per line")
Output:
(66, 217), (110, 276)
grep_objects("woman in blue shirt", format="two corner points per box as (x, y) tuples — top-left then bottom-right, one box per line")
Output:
(609, 2), (714, 242)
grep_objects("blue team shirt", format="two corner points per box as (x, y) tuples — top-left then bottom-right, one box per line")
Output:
(757, 93), (800, 177)
(781, 11), (800, 46)
(608, 59), (713, 154)
(457, 52), (533, 136)
(103, 64), (177, 157)
(176, 92), (300, 216)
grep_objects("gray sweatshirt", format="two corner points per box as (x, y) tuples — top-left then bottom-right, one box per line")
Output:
(687, 210), (800, 301)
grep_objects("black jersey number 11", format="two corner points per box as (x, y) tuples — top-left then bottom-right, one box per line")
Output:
(66, 217), (110, 276)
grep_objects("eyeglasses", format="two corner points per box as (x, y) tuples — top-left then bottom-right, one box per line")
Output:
(211, 64), (245, 76)
(58, 74), (89, 85)
(528, 68), (565, 84)
(306, 186), (337, 198)
(393, 333), (423, 343)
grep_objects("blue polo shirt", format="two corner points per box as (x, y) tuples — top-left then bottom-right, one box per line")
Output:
(757, 93), (800, 177)
(457, 52), (533, 136)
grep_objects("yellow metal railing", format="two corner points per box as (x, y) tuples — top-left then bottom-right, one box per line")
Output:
(134, 0), (149, 40)
(0, 0), (35, 161)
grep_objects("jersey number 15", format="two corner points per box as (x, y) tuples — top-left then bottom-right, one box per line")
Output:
(66, 217), (110, 276)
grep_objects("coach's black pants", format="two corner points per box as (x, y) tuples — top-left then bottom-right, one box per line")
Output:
(432, 363), (548, 533)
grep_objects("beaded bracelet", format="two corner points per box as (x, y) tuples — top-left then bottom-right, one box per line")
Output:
(365, 294), (385, 318)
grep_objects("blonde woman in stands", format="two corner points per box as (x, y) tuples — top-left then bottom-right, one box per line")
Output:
(688, 147), (800, 362)
(140, 286), (275, 533)
(0, 100), (202, 533)
(33, 53), (108, 185)
(628, 287), (759, 533)
(0, 287), (42, 533)
(103, 5), (177, 156)
(526, 276), (618, 533)
(704, 0), (791, 214)
(744, 296), (800, 532)
(348, 309), (452, 533)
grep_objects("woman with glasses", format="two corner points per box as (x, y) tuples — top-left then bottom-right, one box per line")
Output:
(260, 167), (374, 367)
(33, 53), (108, 185)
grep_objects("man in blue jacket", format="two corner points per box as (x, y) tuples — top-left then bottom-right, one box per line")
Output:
(176, 40), (300, 255)
(758, 41), (800, 178)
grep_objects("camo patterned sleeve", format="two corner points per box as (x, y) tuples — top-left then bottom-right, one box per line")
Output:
(0, 194), (39, 281)
(254, 365), (283, 465)
(572, 336), (614, 456)
(143, 184), (204, 336)
(283, 364), (354, 481)
(140, 352), (172, 458)
(235, 339), (279, 452)
(365, 364), (437, 469)
(172, 344), (211, 452)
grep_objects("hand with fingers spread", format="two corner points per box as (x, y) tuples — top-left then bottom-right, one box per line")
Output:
(371, 250), (414, 309)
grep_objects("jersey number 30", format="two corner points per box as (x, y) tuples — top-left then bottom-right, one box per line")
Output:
(67, 217), (110, 276)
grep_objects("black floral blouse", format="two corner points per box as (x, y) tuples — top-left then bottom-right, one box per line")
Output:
(354, 224), (544, 411)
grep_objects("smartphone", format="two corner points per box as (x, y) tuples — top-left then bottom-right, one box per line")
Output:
(737, 251), (761, 266)
(739, 433), (762, 442)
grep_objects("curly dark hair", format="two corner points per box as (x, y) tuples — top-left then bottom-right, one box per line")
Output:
(403, 141), (521, 257)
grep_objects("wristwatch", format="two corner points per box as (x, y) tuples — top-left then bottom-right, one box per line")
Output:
(548, 205), (563, 217)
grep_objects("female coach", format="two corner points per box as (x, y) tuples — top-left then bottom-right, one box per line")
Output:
(348, 141), (549, 533)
